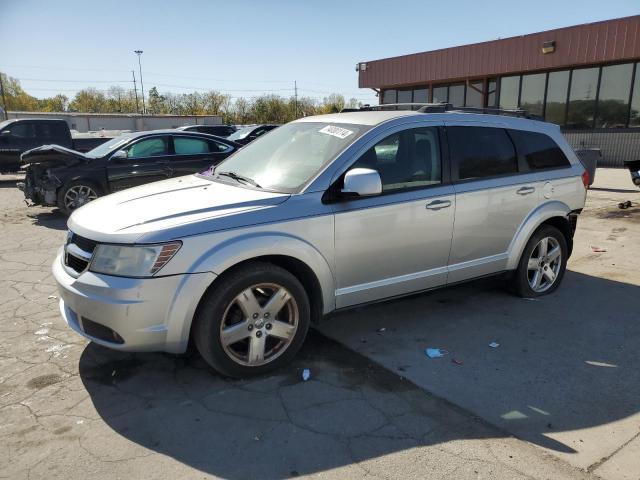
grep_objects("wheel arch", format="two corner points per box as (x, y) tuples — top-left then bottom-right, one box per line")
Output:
(506, 201), (573, 271)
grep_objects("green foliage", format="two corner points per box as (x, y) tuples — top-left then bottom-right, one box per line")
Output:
(0, 72), (364, 123)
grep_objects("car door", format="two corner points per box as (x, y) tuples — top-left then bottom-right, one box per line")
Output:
(169, 135), (234, 177)
(0, 122), (38, 171)
(332, 124), (455, 308)
(106, 135), (172, 192)
(445, 124), (539, 283)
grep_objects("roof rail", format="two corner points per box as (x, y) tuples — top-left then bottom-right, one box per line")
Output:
(339, 102), (543, 120)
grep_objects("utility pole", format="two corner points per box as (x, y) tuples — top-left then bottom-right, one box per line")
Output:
(132, 70), (140, 114)
(134, 50), (145, 114)
(0, 73), (8, 113)
(294, 80), (298, 119)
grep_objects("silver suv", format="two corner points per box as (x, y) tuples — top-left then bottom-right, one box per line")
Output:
(53, 109), (588, 377)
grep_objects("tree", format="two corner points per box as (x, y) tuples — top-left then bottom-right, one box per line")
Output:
(39, 94), (68, 112)
(0, 72), (39, 111)
(68, 88), (107, 113)
(147, 86), (166, 114)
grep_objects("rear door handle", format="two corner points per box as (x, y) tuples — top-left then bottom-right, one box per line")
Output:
(426, 199), (452, 210)
(517, 186), (536, 195)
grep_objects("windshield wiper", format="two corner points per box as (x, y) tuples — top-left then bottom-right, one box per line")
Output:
(216, 171), (262, 188)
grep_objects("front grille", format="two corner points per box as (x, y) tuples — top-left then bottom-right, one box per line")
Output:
(70, 233), (97, 253)
(64, 231), (97, 275)
(65, 253), (89, 273)
(81, 317), (124, 344)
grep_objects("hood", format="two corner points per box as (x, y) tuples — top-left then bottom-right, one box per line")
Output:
(20, 144), (87, 167)
(68, 175), (290, 243)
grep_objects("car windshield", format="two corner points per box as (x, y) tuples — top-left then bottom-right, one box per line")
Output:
(0, 120), (14, 130)
(84, 135), (132, 158)
(227, 126), (255, 141)
(200, 121), (369, 192)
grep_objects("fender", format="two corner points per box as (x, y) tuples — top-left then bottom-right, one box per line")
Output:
(506, 200), (571, 270)
(190, 231), (336, 315)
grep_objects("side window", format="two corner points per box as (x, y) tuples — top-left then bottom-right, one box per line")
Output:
(508, 130), (571, 170)
(208, 140), (231, 153)
(448, 126), (517, 180)
(126, 137), (168, 159)
(7, 123), (36, 140)
(174, 137), (210, 155)
(351, 127), (441, 192)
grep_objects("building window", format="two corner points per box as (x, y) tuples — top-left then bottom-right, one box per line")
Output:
(449, 84), (465, 107)
(596, 63), (634, 128)
(465, 80), (484, 108)
(487, 78), (497, 107)
(631, 64), (640, 127)
(499, 75), (520, 110)
(545, 70), (570, 125)
(432, 85), (448, 103)
(519, 73), (546, 116)
(397, 89), (412, 104)
(382, 89), (397, 104)
(566, 67), (599, 128)
(413, 88), (429, 104)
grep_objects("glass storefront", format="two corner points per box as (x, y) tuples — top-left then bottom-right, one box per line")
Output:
(379, 62), (640, 128)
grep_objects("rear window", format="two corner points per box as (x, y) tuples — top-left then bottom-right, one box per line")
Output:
(448, 126), (518, 180)
(509, 130), (571, 170)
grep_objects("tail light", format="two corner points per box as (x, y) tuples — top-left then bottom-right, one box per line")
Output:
(581, 170), (590, 189)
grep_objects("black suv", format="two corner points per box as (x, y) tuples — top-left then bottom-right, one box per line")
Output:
(19, 130), (240, 215)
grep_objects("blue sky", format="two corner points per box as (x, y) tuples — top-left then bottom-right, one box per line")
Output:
(0, 0), (638, 105)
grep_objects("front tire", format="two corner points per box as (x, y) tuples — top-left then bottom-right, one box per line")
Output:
(193, 262), (310, 378)
(57, 180), (101, 216)
(512, 225), (568, 298)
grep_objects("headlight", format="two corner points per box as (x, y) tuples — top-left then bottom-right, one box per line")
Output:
(89, 241), (182, 277)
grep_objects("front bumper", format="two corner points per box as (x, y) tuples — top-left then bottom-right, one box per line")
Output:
(52, 249), (216, 353)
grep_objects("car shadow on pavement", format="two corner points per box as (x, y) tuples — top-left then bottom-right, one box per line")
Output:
(78, 331), (506, 479)
(26, 209), (67, 230)
(78, 271), (639, 478)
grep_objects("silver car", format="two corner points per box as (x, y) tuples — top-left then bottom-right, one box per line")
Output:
(53, 109), (588, 377)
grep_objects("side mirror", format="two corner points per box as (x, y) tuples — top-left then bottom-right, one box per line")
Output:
(341, 168), (382, 197)
(111, 149), (128, 161)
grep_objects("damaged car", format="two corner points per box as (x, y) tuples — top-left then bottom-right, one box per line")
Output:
(18, 130), (241, 215)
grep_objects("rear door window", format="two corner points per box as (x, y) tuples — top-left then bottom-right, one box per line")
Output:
(448, 126), (518, 180)
(508, 130), (570, 170)
(173, 137), (210, 155)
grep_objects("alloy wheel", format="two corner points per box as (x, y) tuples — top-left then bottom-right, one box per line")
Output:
(527, 236), (562, 293)
(64, 185), (98, 210)
(219, 283), (299, 367)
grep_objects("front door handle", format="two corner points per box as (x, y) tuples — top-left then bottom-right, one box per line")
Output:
(426, 199), (452, 210)
(517, 186), (536, 195)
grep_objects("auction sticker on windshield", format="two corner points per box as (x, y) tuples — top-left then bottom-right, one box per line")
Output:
(318, 125), (354, 139)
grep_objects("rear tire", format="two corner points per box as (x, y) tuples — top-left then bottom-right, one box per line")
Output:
(512, 225), (568, 298)
(193, 262), (310, 378)
(57, 180), (102, 216)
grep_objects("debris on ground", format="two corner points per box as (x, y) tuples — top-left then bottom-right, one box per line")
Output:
(48, 294), (57, 299)
(302, 368), (310, 381)
(376, 327), (386, 333)
(489, 342), (500, 348)
(425, 348), (449, 358)
(618, 200), (632, 209)
(591, 245), (608, 253)
(451, 358), (464, 366)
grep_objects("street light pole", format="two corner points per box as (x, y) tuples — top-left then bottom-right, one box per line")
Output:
(134, 50), (145, 115)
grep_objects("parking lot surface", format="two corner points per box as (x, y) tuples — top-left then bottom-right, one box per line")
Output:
(0, 170), (637, 479)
